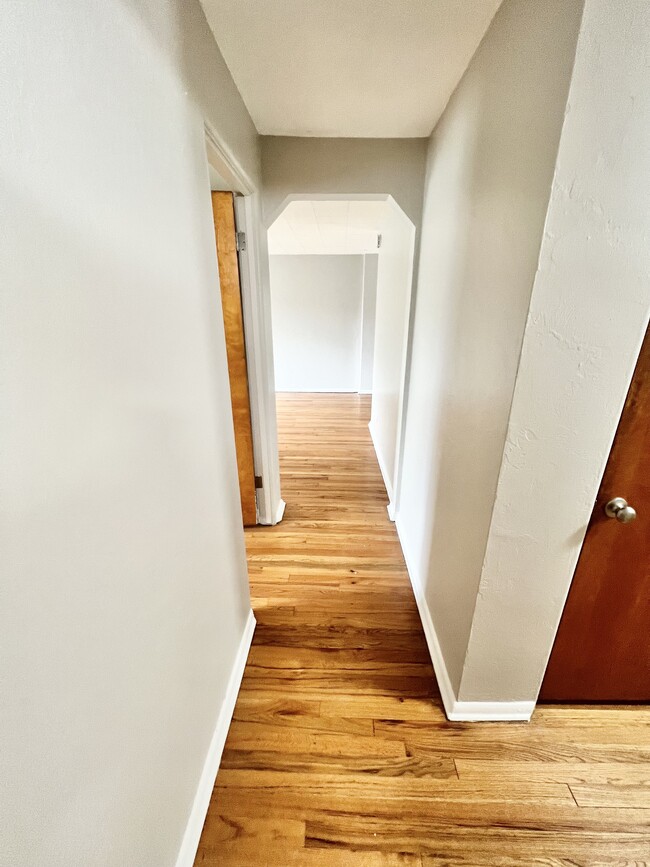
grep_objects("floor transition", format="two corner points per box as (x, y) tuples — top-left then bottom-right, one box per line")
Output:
(194, 393), (649, 865)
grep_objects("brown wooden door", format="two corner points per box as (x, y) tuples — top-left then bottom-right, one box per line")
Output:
(540, 327), (650, 701)
(211, 191), (257, 527)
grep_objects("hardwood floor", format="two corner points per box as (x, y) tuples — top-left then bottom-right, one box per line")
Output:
(194, 393), (650, 866)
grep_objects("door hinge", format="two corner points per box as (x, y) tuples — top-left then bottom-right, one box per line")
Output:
(236, 231), (247, 252)
(377, 233), (382, 249)
(254, 475), (263, 489)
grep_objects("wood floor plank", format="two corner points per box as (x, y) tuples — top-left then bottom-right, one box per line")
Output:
(570, 782), (650, 809)
(193, 394), (650, 866)
(456, 759), (650, 785)
(219, 748), (458, 779)
(321, 695), (447, 722)
(198, 848), (422, 867)
(213, 770), (575, 810)
(304, 809), (650, 858)
(224, 720), (405, 757)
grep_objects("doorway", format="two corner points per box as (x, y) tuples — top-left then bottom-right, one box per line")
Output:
(203, 126), (283, 528)
(266, 195), (416, 518)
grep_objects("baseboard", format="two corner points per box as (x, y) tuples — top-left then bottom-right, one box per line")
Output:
(368, 421), (395, 520)
(174, 609), (256, 867)
(394, 515), (534, 723)
(448, 699), (535, 721)
(275, 388), (359, 393)
(394, 515), (457, 716)
(273, 498), (286, 525)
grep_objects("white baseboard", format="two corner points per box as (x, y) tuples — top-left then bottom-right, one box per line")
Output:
(275, 388), (359, 393)
(448, 699), (535, 721)
(368, 421), (395, 521)
(273, 498), (286, 525)
(394, 515), (534, 723)
(174, 609), (256, 867)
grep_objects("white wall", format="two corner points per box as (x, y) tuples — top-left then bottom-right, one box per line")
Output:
(396, 0), (585, 696)
(359, 255), (379, 393)
(369, 204), (416, 506)
(0, 2), (258, 865)
(270, 255), (364, 392)
(261, 137), (427, 229)
(457, 0), (650, 703)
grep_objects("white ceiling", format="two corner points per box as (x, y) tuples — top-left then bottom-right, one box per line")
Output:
(268, 200), (388, 255)
(200, 0), (502, 138)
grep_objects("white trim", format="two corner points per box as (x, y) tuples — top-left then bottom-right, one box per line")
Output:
(174, 610), (256, 867)
(234, 194), (283, 525)
(204, 122), (254, 196)
(389, 218), (419, 520)
(274, 498), (286, 524)
(395, 515), (534, 723)
(276, 387), (360, 394)
(449, 700), (535, 722)
(368, 420), (395, 520)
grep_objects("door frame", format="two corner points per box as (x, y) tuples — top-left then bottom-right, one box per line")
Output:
(204, 122), (284, 525)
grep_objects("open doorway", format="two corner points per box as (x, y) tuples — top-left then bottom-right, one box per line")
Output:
(266, 195), (416, 518)
(203, 126), (283, 529)
(204, 142), (259, 526)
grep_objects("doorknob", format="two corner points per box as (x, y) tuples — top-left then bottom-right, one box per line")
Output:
(604, 497), (637, 523)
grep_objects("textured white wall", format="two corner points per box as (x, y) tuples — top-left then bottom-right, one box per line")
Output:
(359, 255), (379, 393)
(270, 255), (364, 392)
(370, 204), (416, 504)
(396, 0), (584, 693)
(458, 0), (650, 702)
(0, 2), (257, 865)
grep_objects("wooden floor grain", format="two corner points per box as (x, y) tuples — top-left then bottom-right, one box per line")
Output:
(194, 393), (650, 866)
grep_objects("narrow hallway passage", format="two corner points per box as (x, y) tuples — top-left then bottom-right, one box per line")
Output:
(195, 395), (649, 866)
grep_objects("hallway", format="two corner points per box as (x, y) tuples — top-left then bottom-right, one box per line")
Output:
(195, 394), (649, 866)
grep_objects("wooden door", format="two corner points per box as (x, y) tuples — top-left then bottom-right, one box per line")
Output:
(540, 327), (650, 701)
(211, 191), (257, 526)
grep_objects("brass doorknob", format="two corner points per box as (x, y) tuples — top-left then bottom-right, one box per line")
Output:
(605, 497), (637, 524)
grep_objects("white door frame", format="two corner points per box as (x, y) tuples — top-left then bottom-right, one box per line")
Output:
(204, 122), (284, 525)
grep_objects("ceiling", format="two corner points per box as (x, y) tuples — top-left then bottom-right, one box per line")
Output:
(200, 0), (502, 138)
(268, 199), (388, 255)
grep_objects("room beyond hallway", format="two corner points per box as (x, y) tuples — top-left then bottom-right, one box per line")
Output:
(194, 394), (649, 866)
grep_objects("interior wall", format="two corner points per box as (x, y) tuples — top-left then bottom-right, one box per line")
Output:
(396, 0), (585, 694)
(369, 204), (416, 506)
(457, 0), (650, 703)
(260, 137), (428, 229)
(0, 2), (258, 865)
(359, 254), (379, 394)
(269, 254), (364, 392)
